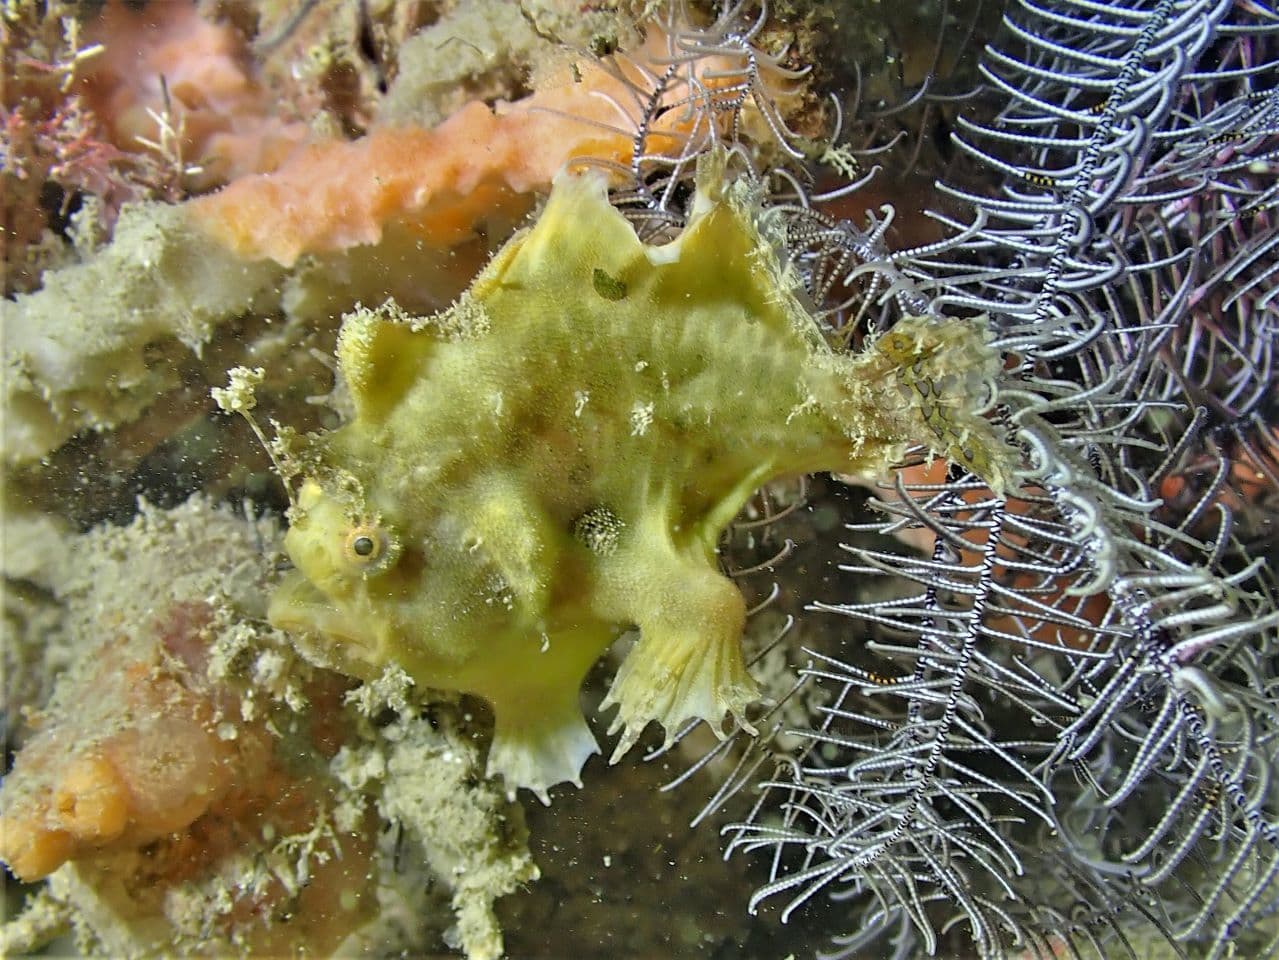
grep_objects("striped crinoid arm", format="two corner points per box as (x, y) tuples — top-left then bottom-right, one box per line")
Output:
(1043, 18), (1279, 950)
(720, 445), (1279, 956)
(716, 463), (1150, 955)
(554, 0), (822, 242)
(699, 0), (1279, 957)
(721, 480), (1088, 956)
(1135, 26), (1279, 548)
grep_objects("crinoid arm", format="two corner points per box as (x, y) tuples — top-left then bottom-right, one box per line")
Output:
(704, 0), (1279, 955)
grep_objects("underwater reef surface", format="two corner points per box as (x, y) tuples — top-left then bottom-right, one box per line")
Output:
(2, 1), (1278, 959)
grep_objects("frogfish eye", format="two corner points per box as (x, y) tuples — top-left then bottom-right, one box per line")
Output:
(341, 521), (399, 575)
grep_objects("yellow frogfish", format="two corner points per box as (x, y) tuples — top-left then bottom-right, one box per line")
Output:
(243, 154), (1017, 802)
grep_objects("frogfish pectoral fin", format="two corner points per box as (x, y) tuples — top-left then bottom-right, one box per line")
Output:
(486, 694), (600, 806)
(601, 566), (759, 763)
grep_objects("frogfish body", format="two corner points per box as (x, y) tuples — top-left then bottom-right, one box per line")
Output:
(266, 155), (1015, 801)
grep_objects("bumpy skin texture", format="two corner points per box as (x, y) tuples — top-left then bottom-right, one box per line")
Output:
(268, 159), (1014, 800)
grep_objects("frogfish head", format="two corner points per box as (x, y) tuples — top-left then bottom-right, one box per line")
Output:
(269, 478), (412, 680)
